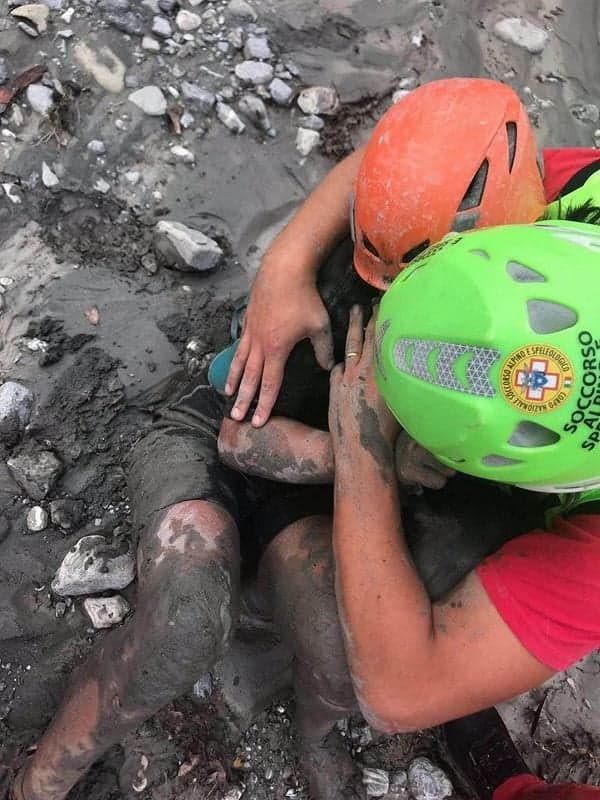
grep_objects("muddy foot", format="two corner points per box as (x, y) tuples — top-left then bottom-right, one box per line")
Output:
(298, 729), (365, 800)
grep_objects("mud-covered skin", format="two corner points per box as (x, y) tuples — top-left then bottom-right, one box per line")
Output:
(20, 500), (240, 800)
(259, 516), (364, 800)
(218, 416), (334, 484)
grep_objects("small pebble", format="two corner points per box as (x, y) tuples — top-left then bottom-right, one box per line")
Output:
(296, 127), (320, 156)
(176, 8), (201, 31)
(170, 144), (195, 163)
(152, 14), (172, 38)
(26, 506), (48, 532)
(244, 34), (271, 60)
(269, 77), (294, 106)
(42, 162), (60, 188)
(87, 139), (106, 155)
(216, 101), (245, 133)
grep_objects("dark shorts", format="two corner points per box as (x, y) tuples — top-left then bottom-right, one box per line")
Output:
(126, 372), (333, 564)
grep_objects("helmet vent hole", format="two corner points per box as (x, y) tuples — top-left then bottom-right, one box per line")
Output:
(506, 122), (517, 173)
(506, 261), (546, 282)
(363, 233), (381, 260)
(481, 455), (523, 467)
(469, 249), (490, 260)
(527, 300), (578, 334)
(402, 239), (430, 264)
(458, 159), (488, 211)
(508, 421), (560, 448)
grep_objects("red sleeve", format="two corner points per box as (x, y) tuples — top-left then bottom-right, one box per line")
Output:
(542, 148), (600, 202)
(476, 514), (600, 670)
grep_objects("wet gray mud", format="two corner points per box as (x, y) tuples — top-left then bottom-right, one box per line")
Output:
(1, 0), (600, 798)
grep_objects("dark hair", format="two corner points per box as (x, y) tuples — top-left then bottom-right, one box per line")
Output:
(542, 197), (600, 225)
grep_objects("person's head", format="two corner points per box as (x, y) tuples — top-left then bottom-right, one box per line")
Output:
(352, 77), (546, 290)
(374, 220), (600, 493)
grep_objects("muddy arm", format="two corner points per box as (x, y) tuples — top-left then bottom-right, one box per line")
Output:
(218, 416), (333, 484)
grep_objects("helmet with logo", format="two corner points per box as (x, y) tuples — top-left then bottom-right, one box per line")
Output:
(352, 77), (546, 290)
(374, 220), (600, 493)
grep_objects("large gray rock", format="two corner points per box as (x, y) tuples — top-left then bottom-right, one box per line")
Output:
(234, 60), (274, 86)
(154, 221), (223, 272)
(244, 35), (271, 60)
(0, 381), (33, 444)
(52, 535), (136, 596)
(225, 0), (257, 23)
(493, 17), (549, 54)
(7, 450), (62, 500)
(129, 85), (167, 116)
(297, 86), (340, 115)
(181, 82), (215, 114)
(269, 77), (294, 106)
(175, 8), (201, 31)
(151, 14), (172, 38)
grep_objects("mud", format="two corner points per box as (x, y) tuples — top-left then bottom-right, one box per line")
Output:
(1, 0), (600, 798)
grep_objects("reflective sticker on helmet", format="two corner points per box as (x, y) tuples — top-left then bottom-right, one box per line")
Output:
(537, 224), (600, 250)
(500, 344), (574, 415)
(393, 339), (500, 396)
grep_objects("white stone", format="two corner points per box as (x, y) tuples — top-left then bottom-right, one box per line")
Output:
(234, 60), (273, 86)
(295, 127), (320, 156)
(154, 220), (223, 271)
(297, 86), (339, 116)
(87, 139), (106, 154)
(244, 35), (271, 60)
(216, 101), (245, 133)
(11, 3), (49, 33)
(151, 14), (172, 38)
(362, 768), (390, 798)
(84, 595), (130, 629)
(61, 6), (74, 22)
(0, 382), (33, 442)
(494, 17), (549, 54)
(52, 535), (136, 596)
(407, 758), (453, 800)
(42, 161), (59, 188)
(26, 506), (48, 532)
(57, 28), (73, 37)
(142, 34), (160, 52)
(26, 83), (54, 115)
(128, 85), (167, 116)
(124, 170), (140, 184)
(269, 77), (293, 106)
(225, 0), (256, 23)
(392, 88), (411, 104)
(94, 178), (110, 194)
(176, 9), (201, 31)
(170, 144), (195, 163)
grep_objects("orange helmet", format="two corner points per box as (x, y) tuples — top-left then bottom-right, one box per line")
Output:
(352, 77), (546, 289)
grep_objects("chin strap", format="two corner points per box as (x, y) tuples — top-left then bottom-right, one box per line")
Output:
(545, 487), (600, 527)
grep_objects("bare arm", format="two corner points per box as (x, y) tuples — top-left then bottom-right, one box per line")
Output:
(226, 145), (367, 428)
(329, 310), (553, 733)
(218, 416), (334, 484)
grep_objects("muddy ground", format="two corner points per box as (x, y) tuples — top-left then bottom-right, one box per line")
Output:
(1, 0), (600, 798)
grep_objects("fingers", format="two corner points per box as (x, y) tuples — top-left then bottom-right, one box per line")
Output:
(344, 305), (364, 363)
(311, 320), (335, 371)
(225, 335), (251, 396)
(230, 352), (263, 421)
(251, 359), (286, 428)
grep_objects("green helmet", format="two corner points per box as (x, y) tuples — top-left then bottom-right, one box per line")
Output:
(375, 220), (600, 493)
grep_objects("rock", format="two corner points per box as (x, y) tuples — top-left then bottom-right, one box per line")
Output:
(407, 758), (453, 800)
(298, 113), (323, 131)
(129, 85), (167, 116)
(52, 535), (135, 596)
(11, 3), (49, 32)
(193, 673), (213, 700)
(42, 162), (59, 188)
(0, 58), (8, 85)
(170, 144), (195, 163)
(124, 169), (140, 184)
(296, 127), (320, 156)
(94, 178), (111, 194)
(158, 0), (177, 11)
(238, 94), (274, 136)
(297, 86), (340, 115)
(0, 382), (33, 444)
(154, 221), (223, 271)
(181, 82), (215, 113)
(142, 34), (160, 51)
(176, 8), (201, 31)
(26, 506), (48, 532)
(151, 14), (172, 38)
(26, 83), (54, 115)
(269, 77), (294, 106)
(390, 772), (408, 792)
(17, 20), (38, 36)
(571, 103), (600, 124)
(227, 26), (244, 49)
(392, 88), (411, 104)
(225, 0), (257, 23)
(60, 6), (74, 22)
(234, 60), (274, 86)
(362, 768), (390, 798)
(57, 28), (73, 37)
(7, 450), (62, 500)
(244, 35), (271, 60)
(49, 499), (83, 530)
(216, 101), (245, 133)
(494, 17), (549, 54)
(107, 10), (145, 36)
(87, 139), (106, 155)
(84, 595), (130, 629)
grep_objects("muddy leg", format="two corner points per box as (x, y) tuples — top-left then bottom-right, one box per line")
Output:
(18, 500), (240, 800)
(259, 515), (363, 800)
